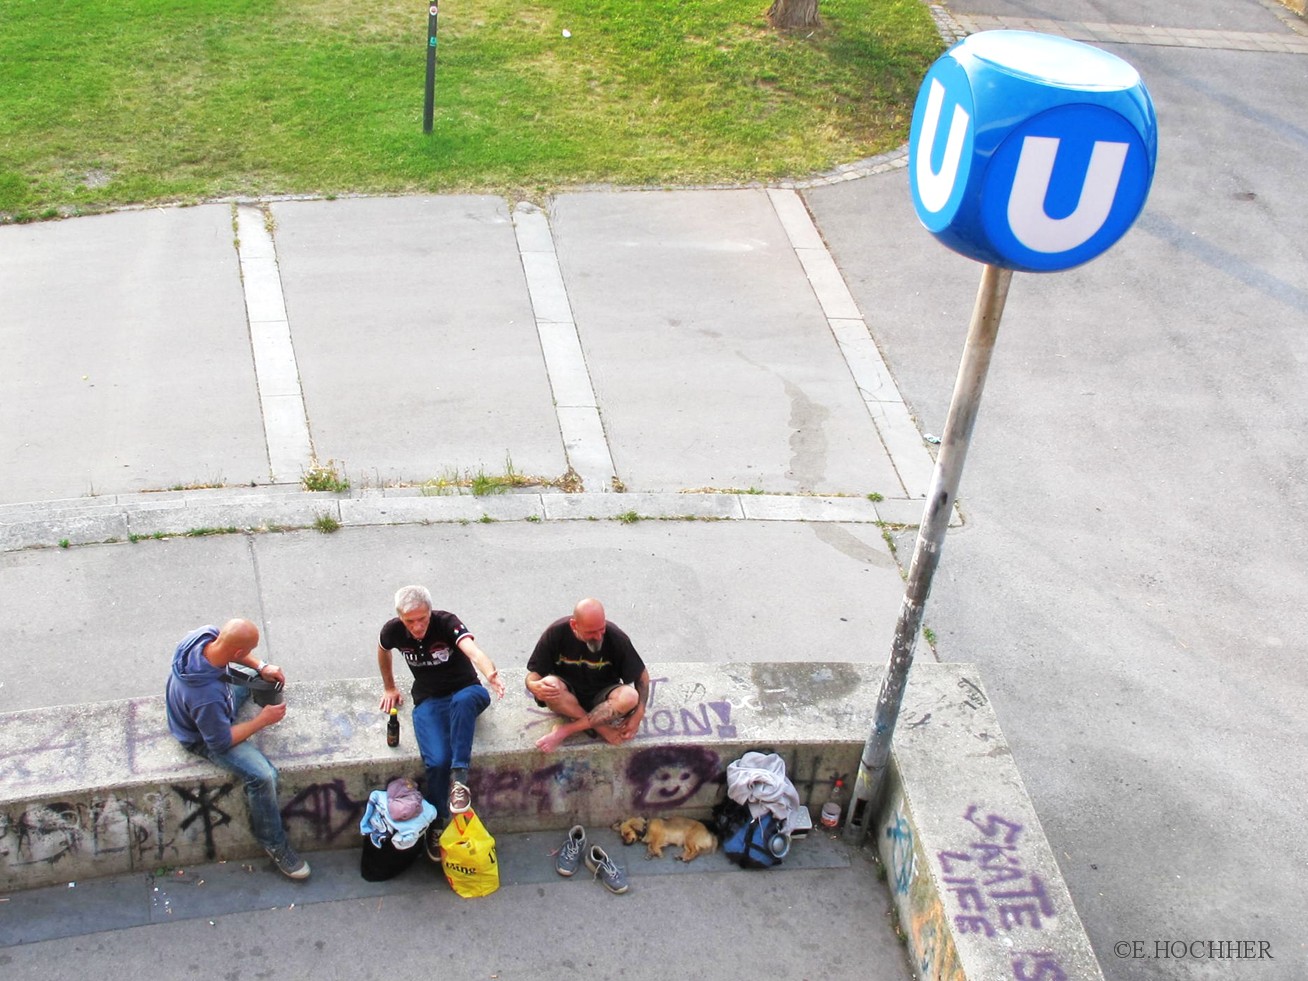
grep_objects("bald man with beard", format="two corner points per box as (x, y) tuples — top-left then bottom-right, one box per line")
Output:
(166, 618), (309, 880)
(525, 598), (650, 754)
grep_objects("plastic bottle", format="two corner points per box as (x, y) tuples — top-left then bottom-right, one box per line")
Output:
(387, 707), (400, 748)
(820, 778), (844, 828)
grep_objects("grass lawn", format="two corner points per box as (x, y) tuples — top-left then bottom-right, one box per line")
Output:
(0, 0), (942, 218)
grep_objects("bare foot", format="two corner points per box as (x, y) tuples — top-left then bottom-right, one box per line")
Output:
(535, 727), (570, 753)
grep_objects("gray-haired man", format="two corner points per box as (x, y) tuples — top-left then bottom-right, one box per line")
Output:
(377, 585), (505, 860)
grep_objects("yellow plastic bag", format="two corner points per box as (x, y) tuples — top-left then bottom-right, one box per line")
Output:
(439, 808), (499, 898)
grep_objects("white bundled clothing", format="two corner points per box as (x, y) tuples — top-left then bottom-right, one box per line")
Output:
(359, 790), (438, 849)
(726, 751), (802, 834)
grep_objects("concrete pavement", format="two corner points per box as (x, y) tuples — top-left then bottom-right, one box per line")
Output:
(3, 0), (1307, 978)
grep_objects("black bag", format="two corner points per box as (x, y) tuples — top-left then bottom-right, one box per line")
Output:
(723, 812), (786, 869)
(711, 797), (751, 840)
(360, 833), (421, 882)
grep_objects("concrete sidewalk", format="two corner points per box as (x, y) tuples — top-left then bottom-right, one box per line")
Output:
(0, 834), (906, 981)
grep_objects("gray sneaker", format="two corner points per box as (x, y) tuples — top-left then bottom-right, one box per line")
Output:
(555, 825), (586, 877)
(585, 844), (629, 894)
(267, 844), (310, 880)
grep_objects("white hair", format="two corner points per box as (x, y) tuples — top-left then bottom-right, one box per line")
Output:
(394, 585), (433, 615)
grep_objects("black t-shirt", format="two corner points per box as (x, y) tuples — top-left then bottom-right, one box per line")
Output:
(379, 611), (479, 705)
(526, 617), (645, 705)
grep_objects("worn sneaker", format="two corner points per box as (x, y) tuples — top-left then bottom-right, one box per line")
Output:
(555, 825), (586, 877)
(585, 844), (629, 894)
(266, 844), (310, 880)
(425, 819), (445, 863)
(449, 780), (472, 815)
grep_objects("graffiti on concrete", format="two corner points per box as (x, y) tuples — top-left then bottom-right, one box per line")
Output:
(625, 746), (720, 809)
(911, 895), (966, 981)
(173, 782), (236, 861)
(935, 804), (1067, 980)
(0, 793), (173, 869)
(1010, 950), (1068, 981)
(281, 778), (369, 844)
(522, 678), (736, 742)
(885, 807), (916, 896)
(642, 678), (736, 739)
(466, 759), (594, 817)
(957, 676), (988, 711)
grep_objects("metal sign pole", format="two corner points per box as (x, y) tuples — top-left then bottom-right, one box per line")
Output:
(423, 3), (439, 134)
(844, 262), (1012, 843)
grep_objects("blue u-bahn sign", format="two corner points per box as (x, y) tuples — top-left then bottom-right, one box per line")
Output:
(909, 31), (1158, 273)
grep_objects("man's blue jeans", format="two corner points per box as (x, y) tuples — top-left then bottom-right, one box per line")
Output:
(186, 685), (289, 855)
(412, 684), (491, 821)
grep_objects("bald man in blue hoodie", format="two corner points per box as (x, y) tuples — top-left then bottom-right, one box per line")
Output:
(165, 618), (309, 880)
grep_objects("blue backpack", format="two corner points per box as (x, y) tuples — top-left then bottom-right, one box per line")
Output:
(723, 812), (787, 869)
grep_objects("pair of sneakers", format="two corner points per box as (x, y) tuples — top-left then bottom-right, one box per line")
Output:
(554, 825), (629, 894)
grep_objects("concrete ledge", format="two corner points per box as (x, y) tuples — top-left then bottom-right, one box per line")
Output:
(0, 661), (1102, 979)
(0, 489), (961, 553)
(876, 669), (1105, 981)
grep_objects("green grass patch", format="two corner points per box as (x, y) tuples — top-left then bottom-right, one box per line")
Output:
(313, 511), (342, 533)
(0, 0), (942, 216)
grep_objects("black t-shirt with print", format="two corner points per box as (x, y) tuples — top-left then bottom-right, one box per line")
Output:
(526, 616), (645, 705)
(379, 611), (479, 705)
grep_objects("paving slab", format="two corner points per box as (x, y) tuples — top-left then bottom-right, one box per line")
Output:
(0, 206), (269, 504)
(269, 196), (566, 486)
(551, 189), (905, 496)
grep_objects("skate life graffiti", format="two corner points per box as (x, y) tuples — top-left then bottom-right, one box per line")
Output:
(937, 804), (1069, 981)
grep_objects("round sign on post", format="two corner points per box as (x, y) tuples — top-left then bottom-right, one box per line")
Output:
(847, 33), (1158, 842)
(909, 31), (1158, 272)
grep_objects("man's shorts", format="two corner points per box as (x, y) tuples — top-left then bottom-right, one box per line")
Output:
(535, 681), (632, 723)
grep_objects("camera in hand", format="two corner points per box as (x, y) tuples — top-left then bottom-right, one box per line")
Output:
(225, 663), (285, 706)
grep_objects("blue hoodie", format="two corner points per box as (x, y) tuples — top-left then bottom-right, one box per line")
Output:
(166, 625), (236, 754)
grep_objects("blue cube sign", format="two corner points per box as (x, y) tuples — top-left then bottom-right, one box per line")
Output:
(909, 31), (1157, 272)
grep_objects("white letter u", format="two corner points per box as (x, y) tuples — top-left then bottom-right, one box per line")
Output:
(1007, 136), (1129, 253)
(915, 79), (970, 214)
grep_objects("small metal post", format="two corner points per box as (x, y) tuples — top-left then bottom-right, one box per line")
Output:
(423, 3), (439, 134)
(844, 263), (1014, 843)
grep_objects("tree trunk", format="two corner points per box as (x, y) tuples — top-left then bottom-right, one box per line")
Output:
(766, 0), (820, 30)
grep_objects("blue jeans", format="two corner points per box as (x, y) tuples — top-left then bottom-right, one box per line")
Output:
(412, 684), (491, 821)
(187, 685), (289, 854)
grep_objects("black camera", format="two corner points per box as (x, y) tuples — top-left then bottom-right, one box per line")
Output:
(225, 663), (285, 706)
